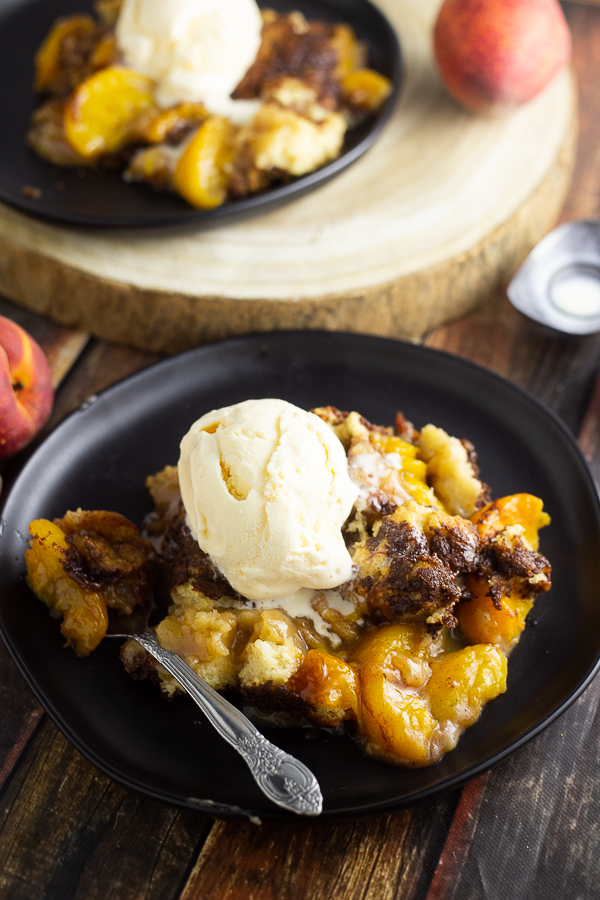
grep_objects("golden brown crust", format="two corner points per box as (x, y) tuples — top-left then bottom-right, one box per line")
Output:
(232, 13), (340, 109)
(395, 411), (418, 443)
(353, 503), (480, 627)
(460, 438), (492, 510)
(241, 681), (353, 728)
(160, 506), (245, 603)
(475, 526), (551, 608)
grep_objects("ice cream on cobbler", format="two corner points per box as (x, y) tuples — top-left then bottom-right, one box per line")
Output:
(25, 399), (551, 767)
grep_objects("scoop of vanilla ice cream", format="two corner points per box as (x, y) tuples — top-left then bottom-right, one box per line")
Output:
(116, 0), (263, 117)
(178, 399), (358, 601)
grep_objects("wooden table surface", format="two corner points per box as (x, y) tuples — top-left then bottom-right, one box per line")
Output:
(2, 4), (600, 898)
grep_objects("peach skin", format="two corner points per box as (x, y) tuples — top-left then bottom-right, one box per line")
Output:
(0, 316), (54, 459)
(434, 0), (572, 114)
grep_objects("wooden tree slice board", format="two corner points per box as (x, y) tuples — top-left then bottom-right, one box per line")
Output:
(0, 0), (577, 354)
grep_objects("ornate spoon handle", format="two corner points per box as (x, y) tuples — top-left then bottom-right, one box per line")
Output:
(131, 630), (323, 816)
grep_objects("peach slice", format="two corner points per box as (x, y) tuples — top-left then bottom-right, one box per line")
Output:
(64, 66), (155, 158)
(34, 15), (96, 92)
(26, 519), (109, 655)
(288, 649), (359, 717)
(456, 578), (533, 651)
(173, 117), (235, 209)
(342, 69), (392, 113)
(427, 645), (507, 727)
(354, 625), (437, 765)
(472, 493), (550, 550)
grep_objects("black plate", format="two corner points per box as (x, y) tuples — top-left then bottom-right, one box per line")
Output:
(0, 0), (401, 227)
(1, 332), (600, 819)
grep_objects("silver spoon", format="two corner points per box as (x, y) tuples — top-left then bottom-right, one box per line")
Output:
(108, 609), (323, 816)
(507, 219), (600, 335)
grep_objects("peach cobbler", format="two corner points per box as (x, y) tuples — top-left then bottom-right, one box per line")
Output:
(28, 0), (392, 209)
(26, 400), (551, 767)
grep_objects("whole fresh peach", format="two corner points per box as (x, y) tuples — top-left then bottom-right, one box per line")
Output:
(434, 0), (572, 114)
(0, 316), (54, 459)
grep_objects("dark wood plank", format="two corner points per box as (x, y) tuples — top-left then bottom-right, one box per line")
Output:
(426, 285), (600, 436)
(577, 366), (600, 463)
(560, 3), (600, 224)
(0, 718), (210, 900)
(178, 791), (459, 900)
(0, 295), (90, 397)
(44, 329), (90, 389)
(0, 652), (43, 793)
(421, 676), (600, 900)
(423, 776), (489, 900)
(0, 296), (71, 352)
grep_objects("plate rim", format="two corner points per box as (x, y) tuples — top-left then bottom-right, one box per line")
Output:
(0, 0), (403, 228)
(1, 329), (600, 819)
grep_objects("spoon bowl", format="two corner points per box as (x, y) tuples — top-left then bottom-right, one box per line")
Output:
(507, 220), (600, 335)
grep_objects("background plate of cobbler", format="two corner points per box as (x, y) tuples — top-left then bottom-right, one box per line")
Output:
(0, 0), (401, 227)
(1, 331), (600, 819)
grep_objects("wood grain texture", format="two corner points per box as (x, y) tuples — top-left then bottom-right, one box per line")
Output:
(0, 720), (210, 900)
(0, 646), (43, 794)
(558, 5), (600, 223)
(0, 0), (577, 353)
(178, 795), (459, 900)
(44, 330), (90, 389)
(415, 682), (600, 900)
(424, 775), (489, 900)
(427, 0), (600, 437)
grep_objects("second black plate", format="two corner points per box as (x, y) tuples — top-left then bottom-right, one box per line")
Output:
(0, 0), (401, 227)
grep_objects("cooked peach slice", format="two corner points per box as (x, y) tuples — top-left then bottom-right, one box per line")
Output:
(331, 24), (365, 79)
(173, 117), (235, 209)
(456, 577), (533, 650)
(288, 649), (359, 717)
(34, 15), (96, 92)
(64, 66), (155, 158)
(342, 69), (392, 113)
(354, 625), (437, 765)
(26, 519), (108, 655)
(472, 494), (550, 550)
(141, 103), (207, 144)
(353, 623), (432, 667)
(427, 645), (507, 727)
(360, 666), (437, 765)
